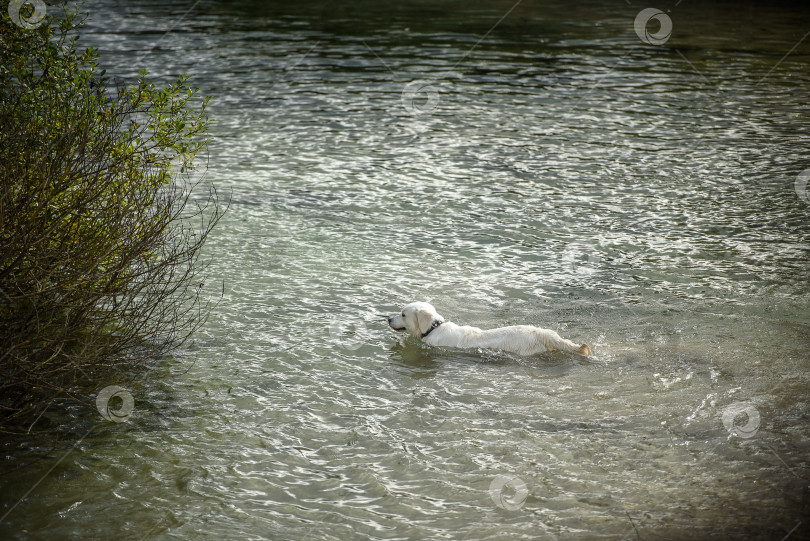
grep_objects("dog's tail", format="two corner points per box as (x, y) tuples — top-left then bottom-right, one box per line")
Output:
(543, 330), (593, 356)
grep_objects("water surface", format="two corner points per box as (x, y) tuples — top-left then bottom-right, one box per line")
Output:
(2, 1), (809, 539)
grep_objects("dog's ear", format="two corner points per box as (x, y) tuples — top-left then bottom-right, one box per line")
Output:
(415, 309), (434, 335)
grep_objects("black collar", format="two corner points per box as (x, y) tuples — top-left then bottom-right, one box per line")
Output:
(421, 320), (443, 339)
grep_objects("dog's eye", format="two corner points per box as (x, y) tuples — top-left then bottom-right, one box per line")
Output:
(401, 313), (405, 317)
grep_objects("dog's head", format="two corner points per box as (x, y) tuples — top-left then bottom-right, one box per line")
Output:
(388, 302), (444, 339)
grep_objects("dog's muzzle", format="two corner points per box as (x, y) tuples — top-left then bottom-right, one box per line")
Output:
(387, 316), (406, 332)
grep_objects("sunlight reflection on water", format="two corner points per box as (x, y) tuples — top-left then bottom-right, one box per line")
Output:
(2, 1), (809, 539)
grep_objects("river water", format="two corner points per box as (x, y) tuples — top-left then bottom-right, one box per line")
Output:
(2, 0), (809, 539)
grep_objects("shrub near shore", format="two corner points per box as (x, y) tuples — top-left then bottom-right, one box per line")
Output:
(0, 5), (222, 433)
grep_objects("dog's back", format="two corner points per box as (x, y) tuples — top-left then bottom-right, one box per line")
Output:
(424, 322), (591, 356)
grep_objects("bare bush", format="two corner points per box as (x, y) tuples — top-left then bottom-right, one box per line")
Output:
(0, 5), (223, 433)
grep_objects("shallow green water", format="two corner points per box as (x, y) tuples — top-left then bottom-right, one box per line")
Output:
(2, 0), (809, 539)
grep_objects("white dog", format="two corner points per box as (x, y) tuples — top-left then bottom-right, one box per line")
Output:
(388, 302), (592, 357)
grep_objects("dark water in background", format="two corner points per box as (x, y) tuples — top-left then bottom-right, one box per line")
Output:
(2, 1), (809, 539)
